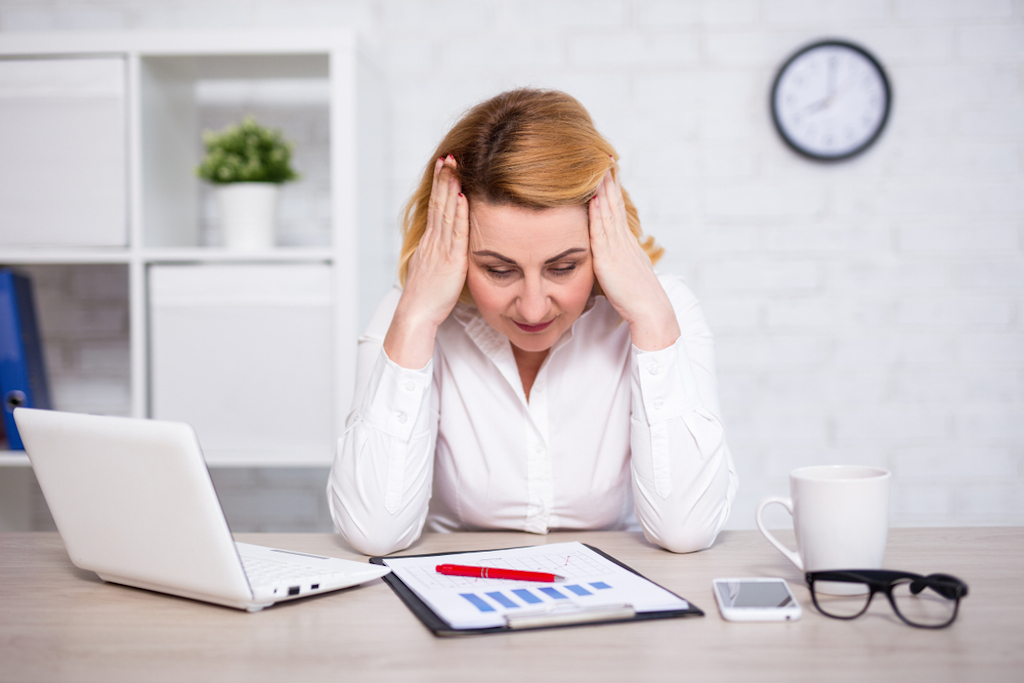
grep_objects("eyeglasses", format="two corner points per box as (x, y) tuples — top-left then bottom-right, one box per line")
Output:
(805, 570), (968, 629)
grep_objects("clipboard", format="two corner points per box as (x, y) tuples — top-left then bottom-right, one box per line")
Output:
(370, 543), (703, 636)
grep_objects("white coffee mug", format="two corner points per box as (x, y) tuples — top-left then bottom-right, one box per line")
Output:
(756, 465), (891, 575)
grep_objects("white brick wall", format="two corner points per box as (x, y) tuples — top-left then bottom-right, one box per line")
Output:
(1, 0), (1021, 533)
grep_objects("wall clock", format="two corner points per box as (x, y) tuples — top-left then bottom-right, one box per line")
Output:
(770, 40), (891, 161)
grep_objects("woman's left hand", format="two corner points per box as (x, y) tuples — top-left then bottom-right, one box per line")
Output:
(589, 165), (680, 352)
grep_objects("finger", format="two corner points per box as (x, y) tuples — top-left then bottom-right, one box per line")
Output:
(429, 155), (447, 205)
(426, 156), (447, 231)
(600, 169), (629, 236)
(435, 153), (457, 187)
(588, 191), (606, 242)
(440, 170), (460, 241)
(607, 164), (628, 221)
(428, 156), (458, 232)
(431, 153), (445, 183)
(452, 192), (469, 247)
(597, 172), (618, 237)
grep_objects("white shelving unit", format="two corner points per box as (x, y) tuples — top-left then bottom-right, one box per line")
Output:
(0, 30), (390, 467)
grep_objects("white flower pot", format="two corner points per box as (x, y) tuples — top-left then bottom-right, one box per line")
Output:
(217, 182), (279, 250)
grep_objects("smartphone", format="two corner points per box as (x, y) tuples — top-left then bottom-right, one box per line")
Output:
(712, 577), (802, 622)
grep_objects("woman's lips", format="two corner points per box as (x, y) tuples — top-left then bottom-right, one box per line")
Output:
(513, 320), (554, 333)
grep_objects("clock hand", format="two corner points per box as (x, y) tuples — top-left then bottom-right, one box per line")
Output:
(806, 58), (841, 114)
(804, 71), (859, 115)
(803, 95), (833, 114)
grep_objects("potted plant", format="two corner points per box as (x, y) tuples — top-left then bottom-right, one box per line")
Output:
(196, 116), (299, 250)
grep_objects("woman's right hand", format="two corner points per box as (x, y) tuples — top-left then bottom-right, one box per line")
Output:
(384, 155), (469, 369)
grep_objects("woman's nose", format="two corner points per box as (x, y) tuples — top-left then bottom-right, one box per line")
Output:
(516, 278), (550, 323)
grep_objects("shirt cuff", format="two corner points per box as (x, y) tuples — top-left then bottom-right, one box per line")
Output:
(632, 336), (703, 424)
(360, 348), (432, 441)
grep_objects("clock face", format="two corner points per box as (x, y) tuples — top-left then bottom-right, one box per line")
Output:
(771, 40), (891, 161)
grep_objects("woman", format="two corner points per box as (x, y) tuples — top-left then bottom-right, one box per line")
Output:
(328, 88), (737, 556)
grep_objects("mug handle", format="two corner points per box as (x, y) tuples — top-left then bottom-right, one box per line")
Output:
(755, 496), (803, 571)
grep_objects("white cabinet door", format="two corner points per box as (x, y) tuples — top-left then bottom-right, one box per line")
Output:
(149, 263), (334, 465)
(0, 58), (127, 247)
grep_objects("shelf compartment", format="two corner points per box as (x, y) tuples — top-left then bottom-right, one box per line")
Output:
(0, 263), (132, 431)
(139, 53), (332, 250)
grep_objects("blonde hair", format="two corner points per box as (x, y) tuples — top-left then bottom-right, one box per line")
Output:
(398, 88), (663, 298)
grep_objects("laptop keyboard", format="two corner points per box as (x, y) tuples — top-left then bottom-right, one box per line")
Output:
(242, 556), (328, 587)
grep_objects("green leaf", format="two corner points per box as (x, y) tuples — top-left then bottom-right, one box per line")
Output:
(195, 116), (300, 184)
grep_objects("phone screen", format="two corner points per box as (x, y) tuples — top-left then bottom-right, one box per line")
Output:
(715, 580), (795, 609)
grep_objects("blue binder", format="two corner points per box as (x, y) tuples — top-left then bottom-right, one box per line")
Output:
(0, 269), (51, 450)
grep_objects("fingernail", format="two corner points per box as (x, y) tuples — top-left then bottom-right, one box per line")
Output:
(446, 154), (454, 161)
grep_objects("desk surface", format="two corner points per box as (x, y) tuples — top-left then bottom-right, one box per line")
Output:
(1, 528), (1021, 682)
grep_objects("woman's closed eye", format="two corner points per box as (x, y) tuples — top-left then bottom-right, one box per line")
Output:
(486, 264), (577, 279)
(486, 267), (516, 279)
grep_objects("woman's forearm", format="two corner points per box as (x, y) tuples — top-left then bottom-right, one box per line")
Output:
(328, 348), (437, 556)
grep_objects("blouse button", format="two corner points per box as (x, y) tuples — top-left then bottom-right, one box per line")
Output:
(404, 381), (416, 392)
(654, 400), (664, 410)
(648, 363), (661, 375)
(396, 412), (408, 424)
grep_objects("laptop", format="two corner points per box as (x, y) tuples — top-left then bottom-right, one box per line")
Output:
(13, 407), (390, 612)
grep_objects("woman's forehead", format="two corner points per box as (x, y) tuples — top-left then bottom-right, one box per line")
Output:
(468, 202), (589, 258)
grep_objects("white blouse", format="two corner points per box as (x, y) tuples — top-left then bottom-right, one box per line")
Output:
(327, 273), (738, 556)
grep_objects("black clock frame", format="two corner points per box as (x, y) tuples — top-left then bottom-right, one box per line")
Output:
(770, 39), (892, 162)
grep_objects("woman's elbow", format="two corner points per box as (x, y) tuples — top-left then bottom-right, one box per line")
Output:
(641, 494), (732, 554)
(331, 509), (419, 557)
(646, 523), (722, 554)
(327, 485), (420, 557)
(337, 526), (412, 557)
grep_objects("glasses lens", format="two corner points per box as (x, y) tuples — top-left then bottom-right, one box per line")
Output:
(891, 579), (957, 627)
(812, 581), (872, 618)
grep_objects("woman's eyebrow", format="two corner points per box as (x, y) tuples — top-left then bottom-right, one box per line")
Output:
(472, 250), (517, 264)
(471, 247), (589, 265)
(544, 247), (588, 264)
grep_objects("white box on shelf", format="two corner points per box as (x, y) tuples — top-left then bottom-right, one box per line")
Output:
(0, 58), (127, 247)
(149, 263), (334, 466)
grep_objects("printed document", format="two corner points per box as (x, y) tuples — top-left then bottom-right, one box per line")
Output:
(382, 542), (689, 630)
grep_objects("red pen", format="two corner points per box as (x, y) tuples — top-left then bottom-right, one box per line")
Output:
(436, 563), (565, 583)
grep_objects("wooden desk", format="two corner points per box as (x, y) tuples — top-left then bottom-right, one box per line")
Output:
(1, 528), (1021, 682)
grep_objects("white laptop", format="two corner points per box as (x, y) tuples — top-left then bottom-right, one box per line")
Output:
(13, 407), (390, 612)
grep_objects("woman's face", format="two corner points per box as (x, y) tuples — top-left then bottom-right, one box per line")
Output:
(466, 201), (595, 354)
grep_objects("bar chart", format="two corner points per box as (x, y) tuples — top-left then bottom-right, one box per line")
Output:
(461, 580), (615, 613)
